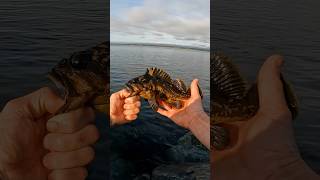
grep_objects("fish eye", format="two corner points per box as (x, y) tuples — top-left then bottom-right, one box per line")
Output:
(71, 58), (84, 68)
(70, 51), (91, 69)
(72, 59), (80, 66)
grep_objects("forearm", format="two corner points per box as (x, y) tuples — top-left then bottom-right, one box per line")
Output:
(270, 157), (319, 180)
(0, 170), (8, 180)
(189, 111), (210, 149)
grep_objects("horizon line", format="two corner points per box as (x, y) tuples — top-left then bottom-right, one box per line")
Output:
(110, 41), (210, 52)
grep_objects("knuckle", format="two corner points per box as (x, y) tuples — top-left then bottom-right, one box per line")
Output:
(136, 101), (141, 107)
(78, 168), (88, 179)
(6, 99), (22, 109)
(88, 125), (100, 142)
(81, 147), (95, 163)
(43, 134), (52, 149)
(77, 130), (88, 145)
(47, 134), (66, 151)
(78, 125), (100, 144)
(65, 113), (79, 132)
(43, 153), (54, 169)
(275, 108), (292, 119)
(48, 171), (61, 180)
(39, 87), (53, 96)
(85, 107), (96, 121)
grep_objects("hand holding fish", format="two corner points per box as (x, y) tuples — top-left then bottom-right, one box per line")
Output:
(0, 88), (97, 180)
(157, 79), (210, 149)
(110, 89), (141, 126)
(212, 55), (319, 180)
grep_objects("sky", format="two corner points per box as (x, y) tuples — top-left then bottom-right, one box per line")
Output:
(111, 0), (210, 48)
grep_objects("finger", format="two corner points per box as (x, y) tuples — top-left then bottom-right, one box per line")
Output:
(44, 125), (99, 151)
(123, 101), (141, 110)
(190, 79), (201, 98)
(161, 102), (173, 111)
(125, 96), (140, 104)
(47, 107), (95, 133)
(43, 147), (95, 170)
(257, 55), (289, 114)
(123, 108), (140, 116)
(48, 167), (87, 180)
(125, 114), (138, 121)
(157, 108), (170, 117)
(6, 87), (64, 119)
(118, 89), (131, 98)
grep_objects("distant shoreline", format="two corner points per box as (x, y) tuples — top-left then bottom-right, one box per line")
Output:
(110, 42), (210, 52)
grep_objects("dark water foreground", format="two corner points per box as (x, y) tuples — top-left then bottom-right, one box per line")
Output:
(213, 0), (320, 173)
(110, 44), (210, 179)
(0, 0), (108, 179)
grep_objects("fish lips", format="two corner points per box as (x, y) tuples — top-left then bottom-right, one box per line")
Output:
(48, 69), (68, 95)
(125, 83), (135, 93)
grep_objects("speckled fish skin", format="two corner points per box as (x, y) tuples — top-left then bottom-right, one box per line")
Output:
(48, 42), (109, 114)
(125, 67), (202, 111)
(211, 52), (298, 150)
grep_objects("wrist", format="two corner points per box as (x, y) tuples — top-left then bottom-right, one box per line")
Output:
(271, 156), (319, 180)
(0, 168), (8, 180)
(188, 110), (207, 130)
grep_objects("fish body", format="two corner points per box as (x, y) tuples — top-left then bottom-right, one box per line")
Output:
(125, 67), (202, 111)
(48, 42), (109, 114)
(211, 52), (298, 150)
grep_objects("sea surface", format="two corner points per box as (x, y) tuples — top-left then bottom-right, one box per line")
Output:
(0, 1), (107, 179)
(213, 0), (320, 173)
(110, 44), (210, 179)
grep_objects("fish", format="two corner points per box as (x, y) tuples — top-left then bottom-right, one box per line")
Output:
(48, 42), (109, 114)
(125, 67), (202, 111)
(211, 52), (298, 150)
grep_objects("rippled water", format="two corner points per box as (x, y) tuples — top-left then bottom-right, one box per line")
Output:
(0, 1), (107, 179)
(213, 0), (320, 173)
(110, 44), (210, 179)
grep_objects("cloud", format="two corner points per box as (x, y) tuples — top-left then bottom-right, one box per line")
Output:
(111, 0), (210, 47)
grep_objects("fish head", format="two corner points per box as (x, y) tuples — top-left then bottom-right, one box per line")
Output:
(125, 74), (152, 96)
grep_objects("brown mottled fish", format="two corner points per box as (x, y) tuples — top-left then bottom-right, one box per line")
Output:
(48, 42), (109, 114)
(211, 52), (298, 150)
(125, 67), (202, 111)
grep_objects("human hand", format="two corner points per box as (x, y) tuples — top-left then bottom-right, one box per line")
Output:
(157, 79), (204, 129)
(43, 107), (99, 180)
(157, 79), (210, 149)
(110, 89), (141, 126)
(0, 87), (99, 180)
(212, 55), (319, 179)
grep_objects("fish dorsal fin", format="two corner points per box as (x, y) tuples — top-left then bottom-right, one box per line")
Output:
(146, 67), (172, 81)
(173, 79), (187, 92)
(212, 52), (247, 100)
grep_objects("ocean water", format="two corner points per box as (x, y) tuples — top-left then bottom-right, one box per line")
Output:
(110, 44), (210, 179)
(213, 0), (320, 173)
(0, 1), (108, 179)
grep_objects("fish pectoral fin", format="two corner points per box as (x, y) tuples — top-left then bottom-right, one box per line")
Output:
(211, 125), (229, 150)
(173, 79), (187, 91)
(166, 101), (183, 109)
(148, 97), (159, 111)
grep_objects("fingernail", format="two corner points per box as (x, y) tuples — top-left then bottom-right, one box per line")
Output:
(47, 121), (58, 131)
(269, 55), (283, 67)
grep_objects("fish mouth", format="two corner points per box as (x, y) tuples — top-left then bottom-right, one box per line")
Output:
(48, 70), (67, 93)
(125, 83), (134, 93)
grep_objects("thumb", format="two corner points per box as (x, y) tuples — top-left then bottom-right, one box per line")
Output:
(23, 87), (64, 118)
(190, 79), (201, 98)
(257, 55), (288, 114)
(118, 88), (131, 99)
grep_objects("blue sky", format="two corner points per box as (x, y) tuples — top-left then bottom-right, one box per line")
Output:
(111, 0), (210, 48)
